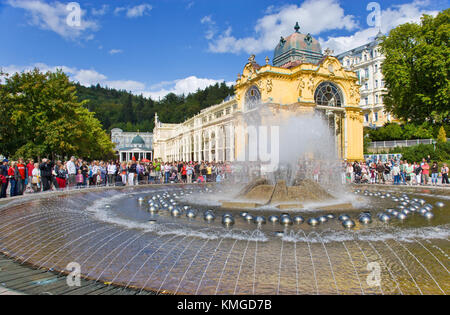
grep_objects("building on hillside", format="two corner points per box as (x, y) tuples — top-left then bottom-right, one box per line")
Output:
(336, 31), (397, 128)
(111, 128), (153, 162)
(153, 23), (364, 163)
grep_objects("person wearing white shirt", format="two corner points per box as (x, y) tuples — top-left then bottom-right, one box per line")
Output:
(66, 157), (77, 188)
(107, 162), (117, 186)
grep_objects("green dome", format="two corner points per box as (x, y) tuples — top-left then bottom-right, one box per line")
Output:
(273, 23), (323, 67)
(131, 135), (145, 145)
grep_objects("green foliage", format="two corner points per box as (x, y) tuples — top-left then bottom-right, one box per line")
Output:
(380, 9), (450, 124)
(0, 69), (115, 160)
(366, 122), (448, 141)
(75, 81), (234, 132)
(437, 126), (447, 142)
(395, 142), (450, 163)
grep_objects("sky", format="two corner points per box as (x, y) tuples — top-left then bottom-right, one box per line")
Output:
(0, 0), (448, 100)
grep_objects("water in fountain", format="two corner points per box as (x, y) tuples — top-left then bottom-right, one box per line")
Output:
(0, 184), (448, 295)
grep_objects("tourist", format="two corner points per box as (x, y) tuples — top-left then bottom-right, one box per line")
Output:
(431, 162), (439, 186)
(186, 163), (194, 184)
(31, 163), (41, 193)
(76, 170), (84, 188)
(0, 160), (9, 198)
(16, 158), (27, 195)
(0, 163), (7, 198)
(107, 161), (117, 186)
(392, 163), (401, 185)
(414, 162), (422, 186)
(441, 163), (449, 186)
(8, 162), (18, 197)
(405, 162), (414, 186)
(421, 159), (430, 186)
(119, 162), (128, 185)
(39, 159), (54, 192)
(26, 159), (34, 191)
(164, 162), (171, 184)
(80, 161), (89, 187)
(376, 161), (385, 184)
(67, 156), (77, 189)
(55, 162), (67, 190)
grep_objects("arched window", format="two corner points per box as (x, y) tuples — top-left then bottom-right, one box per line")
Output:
(245, 86), (261, 110)
(314, 81), (344, 107)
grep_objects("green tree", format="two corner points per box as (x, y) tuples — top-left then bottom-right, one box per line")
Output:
(437, 126), (447, 142)
(0, 69), (115, 159)
(380, 9), (450, 123)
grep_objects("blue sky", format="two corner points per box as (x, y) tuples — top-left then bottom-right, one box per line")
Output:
(0, 0), (448, 99)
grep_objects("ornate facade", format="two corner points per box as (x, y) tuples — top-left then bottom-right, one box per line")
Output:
(111, 129), (153, 162)
(153, 24), (364, 162)
(336, 31), (398, 127)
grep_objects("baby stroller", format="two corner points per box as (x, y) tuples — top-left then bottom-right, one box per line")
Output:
(169, 172), (178, 183)
(354, 173), (362, 184)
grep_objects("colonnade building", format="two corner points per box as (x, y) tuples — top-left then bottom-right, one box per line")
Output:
(153, 24), (364, 163)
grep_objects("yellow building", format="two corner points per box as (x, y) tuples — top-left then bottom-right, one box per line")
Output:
(153, 24), (364, 162)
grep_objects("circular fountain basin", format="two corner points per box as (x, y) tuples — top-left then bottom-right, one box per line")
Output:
(0, 184), (449, 295)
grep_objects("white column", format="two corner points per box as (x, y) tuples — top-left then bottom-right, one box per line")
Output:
(230, 124), (235, 162)
(222, 126), (226, 162)
(208, 130), (212, 162)
(215, 126), (219, 162)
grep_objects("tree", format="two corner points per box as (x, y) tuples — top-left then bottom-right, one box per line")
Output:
(0, 69), (115, 159)
(380, 9), (449, 124)
(437, 126), (447, 142)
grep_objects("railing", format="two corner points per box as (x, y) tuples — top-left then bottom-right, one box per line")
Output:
(369, 138), (450, 149)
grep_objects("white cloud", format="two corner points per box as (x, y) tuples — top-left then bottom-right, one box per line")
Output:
(201, 15), (217, 40)
(91, 4), (108, 16)
(115, 4), (153, 18)
(7, 0), (99, 40)
(206, 0), (358, 54)
(322, 0), (440, 54)
(186, 2), (195, 10)
(146, 76), (234, 100)
(114, 7), (126, 15)
(205, 0), (439, 55)
(108, 49), (123, 55)
(1, 63), (233, 100)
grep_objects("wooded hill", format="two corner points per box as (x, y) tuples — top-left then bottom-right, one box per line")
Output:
(75, 82), (234, 133)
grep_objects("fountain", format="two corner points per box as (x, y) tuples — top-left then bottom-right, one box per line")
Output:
(0, 183), (448, 295)
(0, 106), (448, 295)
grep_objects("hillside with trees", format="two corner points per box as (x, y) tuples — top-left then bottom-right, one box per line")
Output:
(75, 81), (234, 133)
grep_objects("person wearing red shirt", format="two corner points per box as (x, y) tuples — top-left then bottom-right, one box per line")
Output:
(8, 162), (18, 197)
(421, 158), (430, 186)
(16, 158), (27, 195)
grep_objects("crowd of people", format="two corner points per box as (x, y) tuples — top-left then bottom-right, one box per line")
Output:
(345, 156), (449, 186)
(0, 154), (448, 199)
(0, 156), (235, 198)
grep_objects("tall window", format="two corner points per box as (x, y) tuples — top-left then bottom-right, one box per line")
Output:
(245, 85), (261, 110)
(314, 81), (344, 107)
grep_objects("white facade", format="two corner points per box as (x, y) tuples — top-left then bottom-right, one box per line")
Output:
(337, 32), (393, 127)
(153, 97), (237, 162)
(111, 129), (153, 162)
